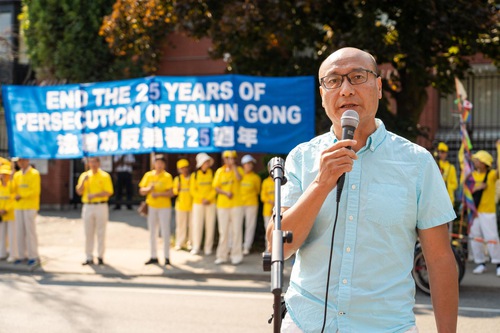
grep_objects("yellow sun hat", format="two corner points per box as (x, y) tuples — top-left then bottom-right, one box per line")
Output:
(472, 150), (493, 167)
(0, 165), (12, 175)
(222, 150), (237, 158)
(437, 142), (448, 152)
(177, 159), (189, 169)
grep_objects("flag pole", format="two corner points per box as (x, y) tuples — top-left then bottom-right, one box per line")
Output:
(454, 77), (476, 237)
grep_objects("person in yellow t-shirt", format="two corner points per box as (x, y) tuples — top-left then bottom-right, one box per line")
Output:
(139, 154), (174, 266)
(469, 143), (500, 277)
(213, 150), (244, 265)
(260, 174), (275, 247)
(12, 158), (41, 266)
(189, 153), (216, 255)
(436, 142), (458, 205)
(76, 157), (114, 266)
(173, 159), (193, 251)
(240, 155), (261, 255)
(0, 165), (17, 262)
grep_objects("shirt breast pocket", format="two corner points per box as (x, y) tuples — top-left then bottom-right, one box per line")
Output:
(364, 183), (409, 226)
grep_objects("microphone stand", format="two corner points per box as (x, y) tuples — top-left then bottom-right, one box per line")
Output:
(263, 157), (293, 333)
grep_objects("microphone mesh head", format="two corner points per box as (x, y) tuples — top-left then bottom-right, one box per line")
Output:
(341, 110), (359, 129)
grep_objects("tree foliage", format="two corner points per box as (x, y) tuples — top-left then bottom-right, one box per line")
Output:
(27, 0), (498, 139)
(99, 0), (177, 74)
(100, 0), (499, 139)
(20, 0), (141, 83)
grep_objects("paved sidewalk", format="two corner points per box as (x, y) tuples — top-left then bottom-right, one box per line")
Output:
(1, 208), (498, 290)
(0, 208), (290, 279)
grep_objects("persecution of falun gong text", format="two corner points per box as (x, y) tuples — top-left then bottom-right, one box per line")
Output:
(2, 75), (315, 157)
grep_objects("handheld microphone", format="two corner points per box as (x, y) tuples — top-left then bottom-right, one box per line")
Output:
(336, 110), (359, 202)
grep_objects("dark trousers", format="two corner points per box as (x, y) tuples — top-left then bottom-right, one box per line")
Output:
(115, 172), (133, 208)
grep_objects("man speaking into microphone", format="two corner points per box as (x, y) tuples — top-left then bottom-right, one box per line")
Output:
(267, 47), (458, 333)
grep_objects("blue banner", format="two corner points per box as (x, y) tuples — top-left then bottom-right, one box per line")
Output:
(2, 75), (315, 159)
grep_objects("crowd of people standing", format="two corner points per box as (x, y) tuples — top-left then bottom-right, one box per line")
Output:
(72, 151), (276, 267)
(0, 151), (274, 266)
(435, 141), (500, 277)
(0, 152), (275, 268)
(0, 157), (41, 267)
(2, 139), (497, 276)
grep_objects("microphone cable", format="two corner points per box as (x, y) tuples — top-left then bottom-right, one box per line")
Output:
(320, 184), (343, 333)
(320, 109), (358, 332)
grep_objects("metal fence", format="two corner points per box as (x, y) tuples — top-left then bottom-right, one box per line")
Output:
(435, 71), (500, 166)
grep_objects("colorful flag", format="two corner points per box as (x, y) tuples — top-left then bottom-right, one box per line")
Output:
(460, 142), (476, 222)
(455, 77), (476, 223)
(455, 77), (468, 100)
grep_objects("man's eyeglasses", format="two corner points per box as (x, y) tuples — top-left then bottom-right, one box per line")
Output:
(319, 69), (378, 90)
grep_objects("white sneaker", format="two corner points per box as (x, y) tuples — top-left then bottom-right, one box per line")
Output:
(214, 258), (227, 265)
(473, 264), (487, 274)
(174, 245), (181, 251)
(243, 249), (250, 256)
(190, 249), (200, 255)
(231, 258), (242, 265)
(496, 266), (500, 277)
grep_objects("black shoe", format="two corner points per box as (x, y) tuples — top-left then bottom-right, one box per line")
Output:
(126, 205), (133, 210)
(145, 258), (159, 265)
(97, 258), (104, 265)
(82, 259), (93, 266)
(165, 258), (170, 266)
(113, 206), (121, 210)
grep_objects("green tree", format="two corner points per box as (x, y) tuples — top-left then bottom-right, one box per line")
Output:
(99, 0), (177, 74)
(100, 0), (500, 139)
(20, 0), (141, 83)
(205, 0), (500, 139)
(102, 1), (500, 139)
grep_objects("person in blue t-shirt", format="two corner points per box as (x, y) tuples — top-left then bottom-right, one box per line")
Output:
(267, 47), (458, 333)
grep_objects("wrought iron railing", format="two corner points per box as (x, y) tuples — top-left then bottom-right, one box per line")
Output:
(436, 70), (500, 166)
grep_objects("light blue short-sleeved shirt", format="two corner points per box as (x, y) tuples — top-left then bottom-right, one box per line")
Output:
(282, 120), (456, 333)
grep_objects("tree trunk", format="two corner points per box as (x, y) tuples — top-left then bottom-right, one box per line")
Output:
(394, 71), (429, 142)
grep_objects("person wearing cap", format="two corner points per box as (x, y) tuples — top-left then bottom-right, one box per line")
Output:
(0, 165), (17, 262)
(139, 154), (174, 266)
(260, 171), (275, 247)
(173, 158), (193, 251)
(240, 154), (261, 255)
(11, 158), (41, 267)
(76, 157), (114, 266)
(189, 153), (217, 255)
(213, 150), (244, 265)
(436, 142), (458, 205)
(470, 142), (500, 277)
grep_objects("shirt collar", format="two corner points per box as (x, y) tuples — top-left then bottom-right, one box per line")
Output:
(366, 119), (386, 152)
(22, 166), (32, 174)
